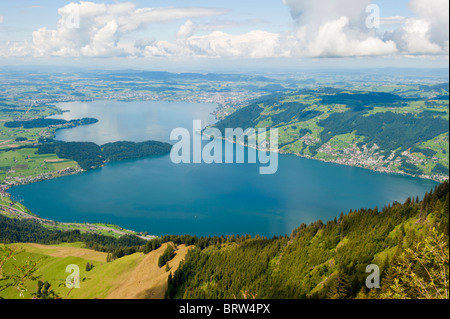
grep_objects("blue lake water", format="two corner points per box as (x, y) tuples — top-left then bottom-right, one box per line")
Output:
(9, 101), (439, 237)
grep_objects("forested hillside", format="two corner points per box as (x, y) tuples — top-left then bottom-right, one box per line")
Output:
(166, 181), (449, 299)
(36, 140), (172, 170)
(1, 182), (448, 299)
(3, 118), (98, 129)
(213, 87), (449, 182)
(0, 215), (146, 260)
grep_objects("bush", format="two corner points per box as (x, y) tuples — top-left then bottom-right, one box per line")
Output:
(158, 244), (176, 268)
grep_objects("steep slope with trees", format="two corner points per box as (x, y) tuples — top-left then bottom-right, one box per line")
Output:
(167, 181), (449, 299)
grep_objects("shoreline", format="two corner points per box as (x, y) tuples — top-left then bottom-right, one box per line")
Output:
(0, 200), (156, 241)
(1, 166), (85, 192)
(203, 132), (447, 184)
(284, 150), (448, 183)
(2, 138), (442, 242)
(32, 98), (450, 183)
(1, 99), (446, 240)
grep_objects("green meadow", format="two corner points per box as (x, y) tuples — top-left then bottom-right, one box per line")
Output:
(0, 147), (78, 185)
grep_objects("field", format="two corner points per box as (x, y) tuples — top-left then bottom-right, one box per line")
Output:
(0, 100), (83, 187)
(0, 147), (79, 185)
(0, 241), (191, 299)
(0, 106), (61, 149)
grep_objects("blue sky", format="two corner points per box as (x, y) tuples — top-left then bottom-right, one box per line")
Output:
(0, 0), (448, 71)
(0, 0), (411, 37)
(1, 0), (291, 39)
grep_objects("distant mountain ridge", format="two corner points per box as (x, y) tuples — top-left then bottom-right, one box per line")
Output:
(94, 70), (272, 83)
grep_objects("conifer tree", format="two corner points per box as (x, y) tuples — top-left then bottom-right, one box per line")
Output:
(329, 271), (350, 299)
(440, 193), (449, 236)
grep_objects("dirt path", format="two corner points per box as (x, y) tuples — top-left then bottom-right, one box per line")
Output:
(106, 243), (192, 299)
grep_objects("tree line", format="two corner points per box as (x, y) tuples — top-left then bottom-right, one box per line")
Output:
(0, 215), (146, 260)
(3, 118), (98, 129)
(166, 181), (449, 299)
(36, 140), (172, 170)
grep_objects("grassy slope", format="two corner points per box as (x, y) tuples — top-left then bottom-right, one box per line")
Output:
(106, 243), (191, 299)
(1, 242), (190, 299)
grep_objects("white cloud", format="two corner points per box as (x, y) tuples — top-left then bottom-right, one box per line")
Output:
(28, 1), (228, 58)
(170, 8), (398, 60)
(283, 0), (371, 29)
(0, 15), (4, 24)
(293, 16), (397, 57)
(385, 0), (449, 55)
(172, 20), (284, 59)
(387, 19), (442, 55)
(0, 41), (33, 58)
(176, 18), (269, 39)
(280, 0), (398, 58)
(0, 0), (448, 60)
(380, 16), (406, 26)
(186, 30), (283, 58)
(177, 20), (195, 39)
(281, 0), (448, 58)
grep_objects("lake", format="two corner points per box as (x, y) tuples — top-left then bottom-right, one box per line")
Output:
(9, 100), (439, 237)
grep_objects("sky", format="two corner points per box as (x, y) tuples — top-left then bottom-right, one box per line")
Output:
(0, 0), (448, 72)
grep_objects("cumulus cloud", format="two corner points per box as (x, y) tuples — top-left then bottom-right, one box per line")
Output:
(28, 1), (228, 58)
(280, 0), (398, 57)
(281, 0), (448, 58)
(185, 30), (284, 58)
(409, 0), (449, 45)
(387, 19), (442, 54)
(292, 16), (397, 57)
(171, 20), (285, 59)
(384, 0), (449, 55)
(283, 0), (371, 29)
(0, 0), (448, 60)
(169, 0), (398, 59)
(0, 41), (32, 57)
